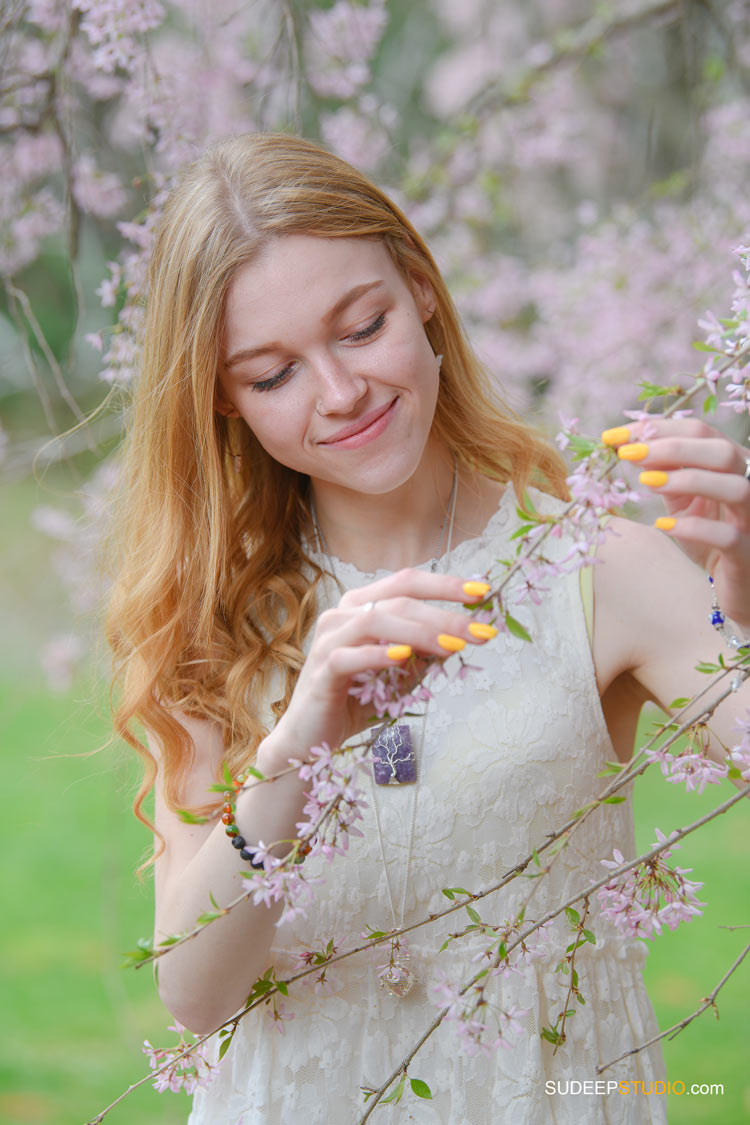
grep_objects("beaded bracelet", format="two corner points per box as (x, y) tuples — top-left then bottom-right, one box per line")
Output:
(221, 771), (265, 868)
(221, 768), (309, 868)
(708, 576), (750, 654)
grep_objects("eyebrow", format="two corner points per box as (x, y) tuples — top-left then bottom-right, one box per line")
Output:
(223, 280), (386, 369)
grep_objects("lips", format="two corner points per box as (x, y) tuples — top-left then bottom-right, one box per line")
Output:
(320, 398), (397, 444)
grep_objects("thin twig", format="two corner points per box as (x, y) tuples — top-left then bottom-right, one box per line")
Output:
(6, 283), (90, 429)
(471, 0), (684, 113)
(596, 941), (750, 1073)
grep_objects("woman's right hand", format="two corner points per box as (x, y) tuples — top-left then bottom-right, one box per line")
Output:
(260, 569), (495, 770)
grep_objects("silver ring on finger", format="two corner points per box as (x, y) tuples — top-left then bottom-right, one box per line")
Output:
(361, 600), (377, 612)
(743, 457), (750, 481)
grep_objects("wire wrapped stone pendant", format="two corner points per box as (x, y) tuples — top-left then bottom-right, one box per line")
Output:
(372, 724), (417, 785)
(378, 939), (415, 998)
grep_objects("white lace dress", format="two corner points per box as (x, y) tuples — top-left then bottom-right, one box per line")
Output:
(188, 487), (667, 1124)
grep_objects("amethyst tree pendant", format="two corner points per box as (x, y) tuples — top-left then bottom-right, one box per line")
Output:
(372, 724), (417, 785)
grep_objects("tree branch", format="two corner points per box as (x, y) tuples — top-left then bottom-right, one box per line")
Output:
(471, 0), (685, 113)
(597, 940), (750, 1072)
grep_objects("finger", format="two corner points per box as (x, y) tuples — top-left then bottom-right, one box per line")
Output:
(325, 643), (417, 685)
(322, 603), (497, 658)
(618, 436), (748, 475)
(602, 417), (721, 447)
(652, 513), (746, 553)
(640, 467), (750, 513)
(338, 567), (491, 611)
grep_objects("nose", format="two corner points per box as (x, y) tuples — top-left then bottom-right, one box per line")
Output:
(313, 352), (368, 416)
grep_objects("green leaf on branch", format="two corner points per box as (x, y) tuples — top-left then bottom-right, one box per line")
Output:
(177, 808), (209, 825)
(410, 1078), (433, 1100)
(443, 887), (471, 897)
(567, 434), (600, 460)
(637, 381), (677, 400)
(696, 661), (721, 674)
(222, 762), (234, 788)
(597, 759), (625, 776)
(504, 612), (532, 642)
(565, 907), (580, 926)
(510, 523), (537, 540)
(703, 394), (717, 415)
(669, 697), (692, 709)
(692, 340), (720, 353)
(121, 936), (154, 968)
(382, 1073), (406, 1104)
(218, 1026), (236, 1060)
(601, 795), (626, 805)
(582, 929), (596, 944)
(466, 905), (481, 924)
(541, 1025), (562, 1045)
(196, 909), (223, 925)
(245, 765), (266, 780)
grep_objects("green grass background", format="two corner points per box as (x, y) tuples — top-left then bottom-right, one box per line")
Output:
(1, 474), (749, 1124)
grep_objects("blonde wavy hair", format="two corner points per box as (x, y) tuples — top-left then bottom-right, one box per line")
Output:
(106, 132), (569, 836)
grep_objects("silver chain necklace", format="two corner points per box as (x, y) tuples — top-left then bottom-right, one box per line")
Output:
(309, 458), (458, 998)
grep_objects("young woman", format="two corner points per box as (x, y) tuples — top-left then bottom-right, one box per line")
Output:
(107, 133), (750, 1123)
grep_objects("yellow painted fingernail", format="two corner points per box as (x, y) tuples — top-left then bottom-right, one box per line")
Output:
(654, 517), (676, 531)
(618, 442), (649, 462)
(639, 470), (669, 488)
(463, 581), (491, 597)
(438, 634), (466, 653)
(601, 426), (631, 447)
(387, 644), (412, 661)
(468, 623), (498, 640)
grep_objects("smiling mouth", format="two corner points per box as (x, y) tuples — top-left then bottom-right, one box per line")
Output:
(320, 397), (398, 445)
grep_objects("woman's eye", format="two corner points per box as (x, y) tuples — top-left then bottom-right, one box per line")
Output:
(346, 312), (386, 342)
(251, 363), (295, 393)
(248, 314), (385, 392)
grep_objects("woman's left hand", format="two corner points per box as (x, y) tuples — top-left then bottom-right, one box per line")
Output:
(604, 418), (750, 628)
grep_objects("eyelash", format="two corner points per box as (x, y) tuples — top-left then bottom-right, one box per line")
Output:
(251, 312), (387, 392)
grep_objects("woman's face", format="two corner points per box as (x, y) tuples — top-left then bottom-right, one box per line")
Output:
(217, 234), (441, 496)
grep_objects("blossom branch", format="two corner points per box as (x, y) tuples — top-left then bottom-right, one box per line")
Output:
(471, 0), (683, 113)
(357, 784), (750, 1116)
(596, 940), (750, 1073)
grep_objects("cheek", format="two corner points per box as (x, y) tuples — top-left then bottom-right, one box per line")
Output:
(237, 395), (310, 462)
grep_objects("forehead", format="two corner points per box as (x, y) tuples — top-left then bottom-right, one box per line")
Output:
(223, 234), (404, 344)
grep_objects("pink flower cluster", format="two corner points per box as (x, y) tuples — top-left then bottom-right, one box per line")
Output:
(432, 976), (526, 1057)
(701, 241), (750, 416)
(292, 741), (369, 862)
(142, 1020), (219, 1094)
(349, 665), (432, 720)
(728, 711), (750, 781)
(305, 0), (387, 98)
(238, 742), (369, 926)
(598, 830), (704, 940)
(73, 0), (166, 73)
(644, 745), (729, 794)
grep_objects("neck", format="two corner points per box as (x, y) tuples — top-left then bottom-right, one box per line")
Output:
(309, 442), (457, 572)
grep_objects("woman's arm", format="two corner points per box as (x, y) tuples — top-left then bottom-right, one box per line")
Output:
(151, 569), (494, 1033)
(593, 420), (750, 762)
(151, 713), (311, 1035)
